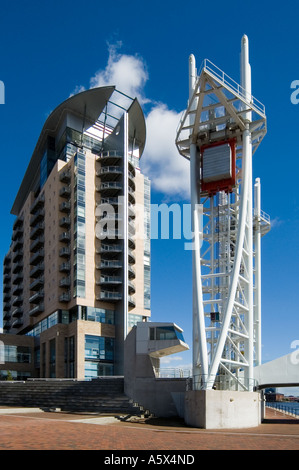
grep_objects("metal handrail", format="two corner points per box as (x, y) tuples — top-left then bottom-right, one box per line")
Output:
(202, 59), (266, 117)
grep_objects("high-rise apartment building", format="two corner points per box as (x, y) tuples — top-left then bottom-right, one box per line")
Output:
(2, 86), (150, 379)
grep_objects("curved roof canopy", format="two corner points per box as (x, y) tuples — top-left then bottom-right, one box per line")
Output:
(11, 86), (146, 215)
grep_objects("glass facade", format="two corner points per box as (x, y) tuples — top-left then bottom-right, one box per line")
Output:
(3, 345), (31, 363)
(144, 177), (151, 310)
(83, 306), (115, 325)
(74, 149), (86, 298)
(84, 335), (114, 379)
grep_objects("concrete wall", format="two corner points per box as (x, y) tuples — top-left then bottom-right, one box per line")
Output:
(185, 390), (262, 429)
(124, 326), (187, 417)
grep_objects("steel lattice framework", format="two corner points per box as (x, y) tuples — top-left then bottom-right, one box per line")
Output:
(176, 36), (270, 391)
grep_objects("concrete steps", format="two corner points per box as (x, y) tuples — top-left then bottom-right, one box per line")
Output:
(0, 377), (143, 415)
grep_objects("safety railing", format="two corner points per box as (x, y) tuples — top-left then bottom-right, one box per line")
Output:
(154, 368), (192, 379)
(190, 374), (258, 391)
(266, 402), (299, 418)
(201, 59), (266, 117)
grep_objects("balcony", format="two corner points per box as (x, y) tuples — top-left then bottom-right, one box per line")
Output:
(29, 291), (44, 304)
(12, 249), (23, 263)
(13, 216), (23, 231)
(30, 236), (44, 252)
(59, 168), (71, 183)
(3, 302), (10, 311)
(12, 285), (22, 296)
(96, 150), (123, 163)
(12, 261), (23, 274)
(59, 247), (71, 258)
(59, 276), (71, 288)
(30, 276), (44, 291)
(12, 272), (23, 285)
(3, 322), (11, 330)
(128, 185), (136, 204)
(3, 311), (11, 321)
(97, 166), (122, 179)
(3, 273), (11, 283)
(12, 225), (23, 241)
(30, 250), (44, 266)
(30, 193), (45, 214)
(12, 237), (23, 252)
(128, 296), (136, 308)
(97, 275), (122, 285)
(59, 231), (71, 243)
(30, 222), (44, 240)
(128, 280), (136, 294)
(59, 292), (71, 303)
(59, 201), (71, 213)
(99, 197), (120, 206)
(3, 292), (11, 302)
(29, 303), (44, 317)
(96, 182), (122, 194)
(30, 263), (44, 278)
(59, 216), (71, 228)
(98, 244), (122, 256)
(59, 262), (71, 273)
(128, 249), (135, 264)
(97, 291), (122, 302)
(30, 208), (45, 227)
(128, 265), (136, 280)
(59, 186), (71, 198)
(12, 296), (23, 307)
(12, 318), (23, 328)
(12, 307), (23, 318)
(97, 260), (122, 270)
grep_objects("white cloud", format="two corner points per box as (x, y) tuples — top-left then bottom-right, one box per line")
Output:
(90, 42), (149, 106)
(160, 355), (184, 365)
(141, 104), (190, 200)
(71, 42), (190, 199)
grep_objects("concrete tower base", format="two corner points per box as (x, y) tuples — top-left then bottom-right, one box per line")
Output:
(184, 390), (262, 429)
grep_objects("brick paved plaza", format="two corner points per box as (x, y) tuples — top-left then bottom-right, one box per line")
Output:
(0, 406), (298, 451)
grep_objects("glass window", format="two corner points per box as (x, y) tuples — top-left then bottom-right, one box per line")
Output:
(85, 335), (114, 361)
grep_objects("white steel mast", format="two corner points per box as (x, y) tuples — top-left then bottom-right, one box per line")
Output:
(176, 36), (270, 391)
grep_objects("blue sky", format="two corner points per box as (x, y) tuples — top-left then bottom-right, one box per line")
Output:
(0, 0), (299, 390)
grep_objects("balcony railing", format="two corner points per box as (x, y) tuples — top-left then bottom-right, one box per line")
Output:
(29, 303), (44, 316)
(59, 216), (71, 228)
(30, 263), (44, 278)
(29, 276), (44, 291)
(97, 291), (122, 302)
(59, 231), (71, 243)
(29, 291), (44, 304)
(30, 222), (44, 240)
(30, 236), (44, 252)
(59, 292), (71, 302)
(59, 186), (71, 198)
(59, 247), (71, 257)
(98, 276), (122, 285)
(59, 277), (71, 288)
(97, 260), (122, 270)
(30, 250), (44, 266)
(59, 262), (71, 272)
(30, 208), (45, 227)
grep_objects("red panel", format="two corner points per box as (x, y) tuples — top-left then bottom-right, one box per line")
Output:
(200, 138), (236, 196)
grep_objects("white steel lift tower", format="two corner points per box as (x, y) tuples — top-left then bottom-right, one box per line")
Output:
(176, 36), (270, 392)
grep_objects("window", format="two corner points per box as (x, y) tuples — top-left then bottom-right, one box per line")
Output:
(84, 335), (114, 379)
(49, 339), (56, 378)
(149, 326), (185, 342)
